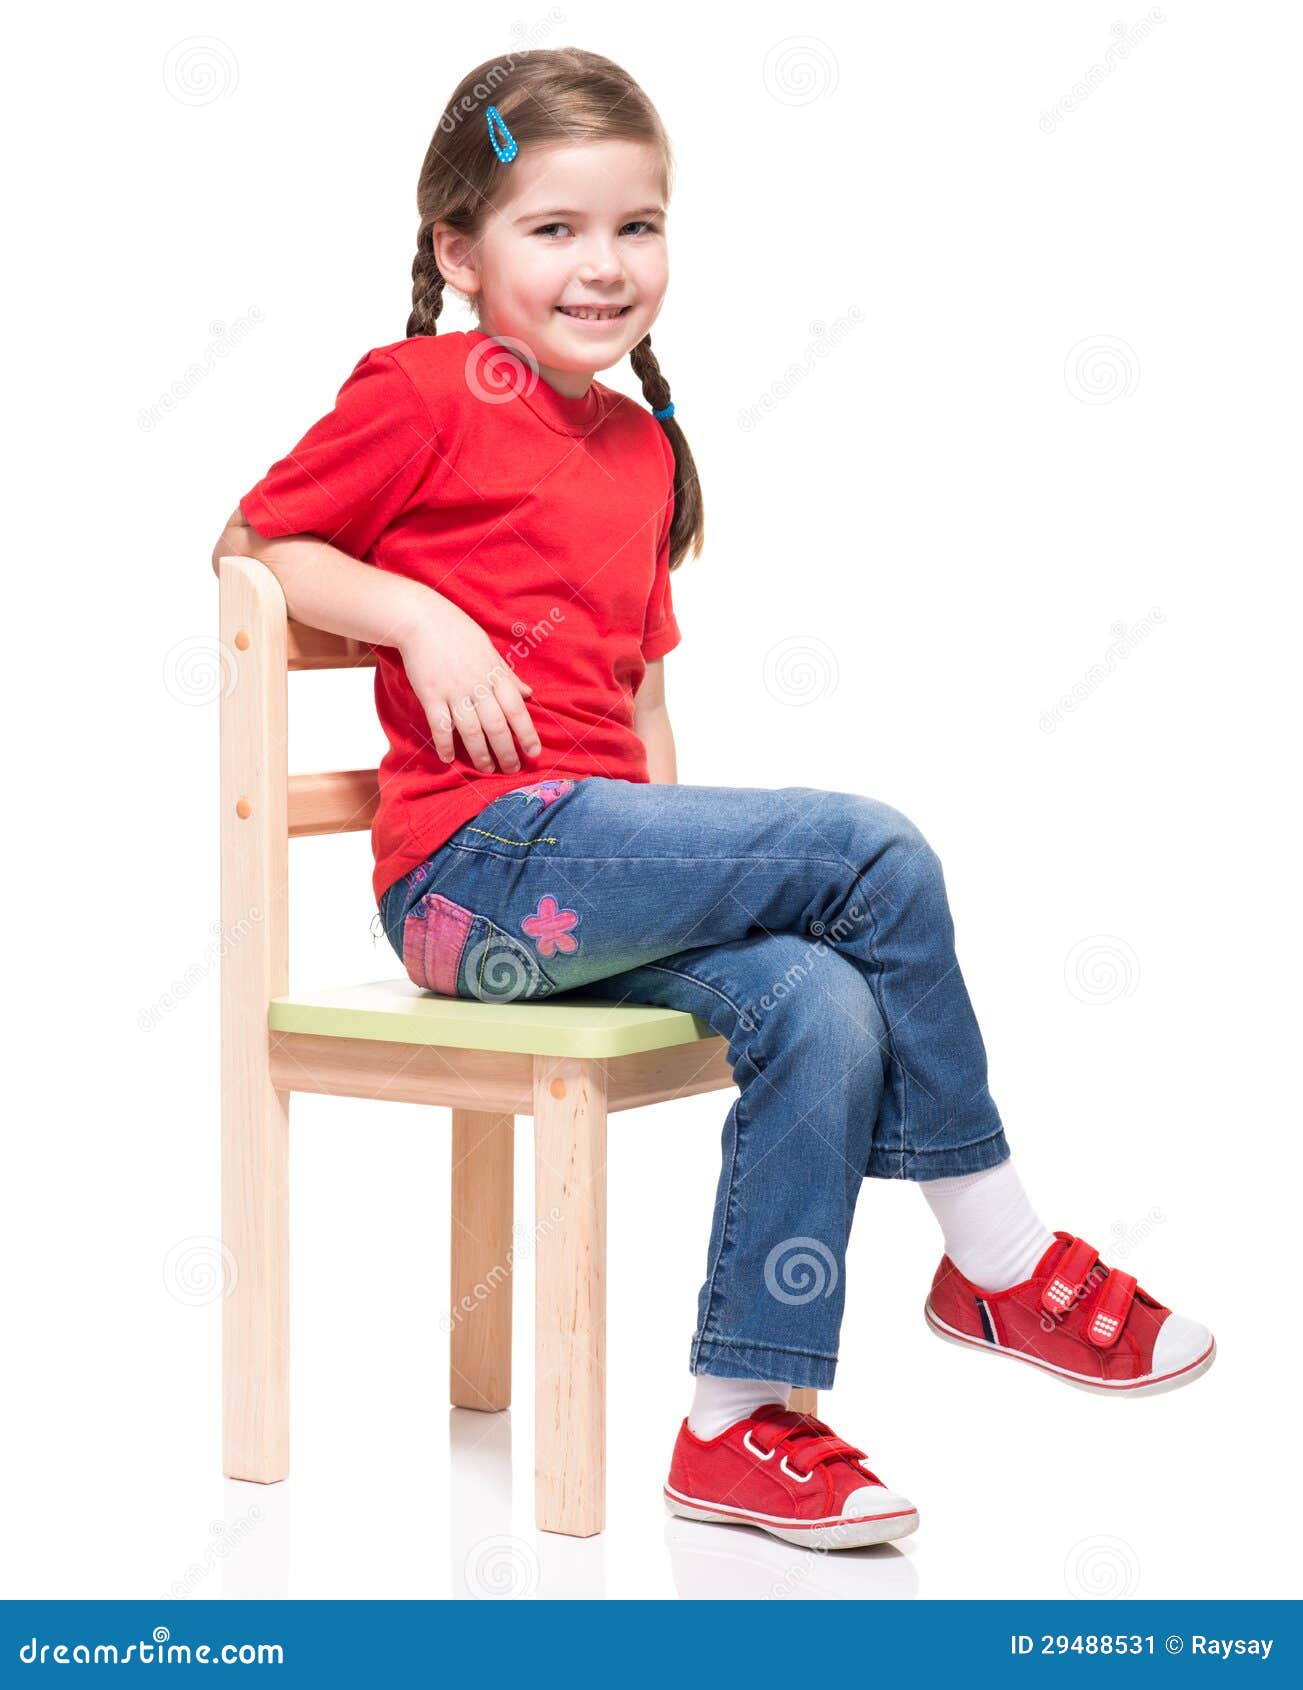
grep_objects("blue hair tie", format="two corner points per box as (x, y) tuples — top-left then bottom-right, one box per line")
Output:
(652, 401), (675, 421)
(486, 105), (517, 163)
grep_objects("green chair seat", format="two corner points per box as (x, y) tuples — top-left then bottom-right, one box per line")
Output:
(268, 978), (717, 1059)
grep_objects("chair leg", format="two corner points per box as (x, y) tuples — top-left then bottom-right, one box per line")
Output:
(222, 1080), (290, 1483)
(219, 552), (290, 1484)
(449, 1109), (515, 1411)
(532, 1055), (607, 1537)
(790, 1387), (819, 1416)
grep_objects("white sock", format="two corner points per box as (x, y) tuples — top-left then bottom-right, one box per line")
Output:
(687, 1374), (791, 1440)
(919, 1158), (1056, 1291)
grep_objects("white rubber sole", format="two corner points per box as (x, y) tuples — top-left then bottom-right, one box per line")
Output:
(663, 1484), (919, 1550)
(924, 1299), (1217, 1397)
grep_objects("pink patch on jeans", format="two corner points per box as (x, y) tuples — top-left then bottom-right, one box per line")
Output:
(506, 778), (574, 807)
(403, 893), (475, 994)
(520, 893), (580, 958)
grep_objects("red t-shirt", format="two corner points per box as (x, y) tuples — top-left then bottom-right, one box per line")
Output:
(238, 328), (680, 906)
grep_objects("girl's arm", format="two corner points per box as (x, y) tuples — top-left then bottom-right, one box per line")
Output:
(212, 506), (435, 651)
(634, 659), (677, 784)
(211, 507), (541, 774)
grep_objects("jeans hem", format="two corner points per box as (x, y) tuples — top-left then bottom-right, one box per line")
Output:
(866, 1125), (1011, 1182)
(690, 1335), (838, 1391)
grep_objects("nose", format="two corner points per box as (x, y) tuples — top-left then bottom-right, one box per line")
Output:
(576, 234), (624, 285)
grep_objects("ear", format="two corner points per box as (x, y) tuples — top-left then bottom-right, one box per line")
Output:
(432, 221), (481, 300)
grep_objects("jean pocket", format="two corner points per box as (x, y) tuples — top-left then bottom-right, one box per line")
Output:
(448, 777), (580, 851)
(401, 891), (557, 1003)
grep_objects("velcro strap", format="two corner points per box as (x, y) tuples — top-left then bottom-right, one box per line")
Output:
(783, 1435), (865, 1475)
(1085, 1269), (1137, 1348)
(1040, 1236), (1100, 1317)
(749, 1408), (829, 1454)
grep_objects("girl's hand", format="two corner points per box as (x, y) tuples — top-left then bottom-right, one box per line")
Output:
(398, 599), (542, 774)
(397, 601), (540, 774)
(212, 524), (540, 774)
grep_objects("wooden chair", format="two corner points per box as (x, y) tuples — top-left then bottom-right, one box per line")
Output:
(218, 554), (816, 1537)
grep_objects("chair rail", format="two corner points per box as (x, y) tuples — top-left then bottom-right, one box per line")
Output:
(288, 770), (379, 837)
(286, 621), (377, 671)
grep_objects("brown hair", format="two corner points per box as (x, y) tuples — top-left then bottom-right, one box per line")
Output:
(406, 46), (703, 572)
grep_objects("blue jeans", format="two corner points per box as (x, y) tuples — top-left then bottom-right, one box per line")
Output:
(378, 776), (1010, 1389)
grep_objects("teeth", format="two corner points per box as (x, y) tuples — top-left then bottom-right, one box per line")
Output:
(561, 306), (626, 320)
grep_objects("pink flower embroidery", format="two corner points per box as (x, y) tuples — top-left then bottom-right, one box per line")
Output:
(521, 894), (580, 958)
(509, 778), (573, 807)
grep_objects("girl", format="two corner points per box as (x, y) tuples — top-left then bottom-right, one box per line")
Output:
(217, 47), (1214, 1553)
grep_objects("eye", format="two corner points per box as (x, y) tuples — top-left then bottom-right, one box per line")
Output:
(531, 220), (661, 238)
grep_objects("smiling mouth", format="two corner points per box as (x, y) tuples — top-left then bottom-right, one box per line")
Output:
(556, 305), (632, 321)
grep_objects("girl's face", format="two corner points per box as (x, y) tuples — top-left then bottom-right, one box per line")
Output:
(436, 139), (669, 397)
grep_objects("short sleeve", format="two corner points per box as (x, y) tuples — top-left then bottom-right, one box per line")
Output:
(238, 350), (440, 560)
(641, 468), (681, 662)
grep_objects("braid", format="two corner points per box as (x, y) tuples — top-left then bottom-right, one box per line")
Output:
(629, 332), (671, 415)
(629, 332), (704, 571)
(407, 222), (447, 338)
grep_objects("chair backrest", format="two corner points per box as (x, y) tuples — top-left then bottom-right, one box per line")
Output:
(217, 554), (383, 1013)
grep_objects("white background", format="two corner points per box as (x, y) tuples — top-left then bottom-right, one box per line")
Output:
(6, 1), (1299, 1602)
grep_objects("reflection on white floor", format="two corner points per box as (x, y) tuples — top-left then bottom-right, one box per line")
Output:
(219, 1483), (288, 1601)
(663, 1519), (918, 1601)
(448, 1408), (608, 1601)
(216, 1407), (917, 1600)
(31, 1293), (1244, 1603)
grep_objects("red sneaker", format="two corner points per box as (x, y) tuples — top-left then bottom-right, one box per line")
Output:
(663, 1405), (919, 1550)
(925, 1231), (1215, 1396)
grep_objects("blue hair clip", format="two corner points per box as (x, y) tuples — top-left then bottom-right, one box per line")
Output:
(652, 401), (675, 421)
(486, 105), (518, 163)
